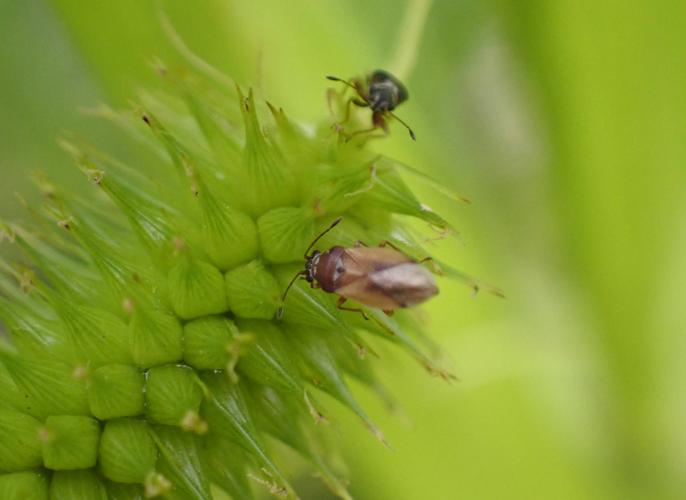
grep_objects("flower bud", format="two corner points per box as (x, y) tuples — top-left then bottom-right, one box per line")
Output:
(290, 326), (386, 445)
(129, 309), (183, 368)
(203, 437), (253, 500)
(234, 87), (299, 215)
(94, 166), (176, 256)
(99, 418), (156, 483)
(0, 365), (28, 414)
(257, 207), (315, 263)
(167, 254), (228, 320)
(0, 471), (49, 500)
(52, 303), (132, 367)
(0, 345), (89, 418)
(183, 315), (237, 370)
(150, 425), (211, 498)
(235, 319), (307, 397)
(360, 163), (450, 228)
(0, 297), (70, 361)
(88, 364), (145, 420)
(0, 410), (43, 471)
(145, 365), (203, 427)
(49, 470), (107, 500)
(197, 185), (259, 270)
(40, 415), (100, 470)
(103, 480), (145, 500)
(201, 372), (291, 494)
(225, 260), (280, 319)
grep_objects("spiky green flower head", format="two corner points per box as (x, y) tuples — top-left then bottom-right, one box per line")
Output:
(0, 64), (493, 499)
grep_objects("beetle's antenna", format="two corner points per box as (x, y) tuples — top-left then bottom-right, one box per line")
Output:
(304, 217), (343, 258)
(277, 271), (306, 319)
(389, 112), (416, 140)
(326, 75), (360, 93)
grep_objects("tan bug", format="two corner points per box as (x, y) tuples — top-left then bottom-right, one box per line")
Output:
(277, 218), (438, 320)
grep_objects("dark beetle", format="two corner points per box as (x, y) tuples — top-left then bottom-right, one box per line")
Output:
(326, 69), (416, 140)
(278, 218), (437, 319)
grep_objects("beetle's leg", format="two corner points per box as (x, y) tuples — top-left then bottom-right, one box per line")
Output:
(354, 240), (368, 248)
(310, 281), (321, 289)
(382, 309), (394, 317)
(336, 296), (370, 321)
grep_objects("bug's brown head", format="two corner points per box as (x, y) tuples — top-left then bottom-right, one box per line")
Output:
(309, 246), (345, 293)
(277, 217), (342, 320)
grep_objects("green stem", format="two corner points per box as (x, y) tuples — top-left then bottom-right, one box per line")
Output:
(389, 0), (433, 80)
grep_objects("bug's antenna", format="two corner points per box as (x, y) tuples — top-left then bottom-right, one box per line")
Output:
(276, 271), (306, 319)
(304, 217), (342, 258)
(326, 75), (359, 93)
(389, 112), (416, 140)
(278, 217), (343, 319)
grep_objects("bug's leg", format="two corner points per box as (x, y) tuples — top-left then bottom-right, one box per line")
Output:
(354, 240), (369, 248)
(376, 114), (390, 134)
(310, 281), (321, 289)
(346, 112), (389, 144)
(345, 126), (382, 143)
(342, 97), (370, 122)
(326, 87), (339, 116)
(341, 98), (355, 123)
(422, 226), (453, 244)
(419, 256), (444, 275)
(332, 97), (363, 137)
(336, 296), (370, 321)
(382, 309), (394, 317)
(378, 240), (401, 251)
(329, 97), (353, 128)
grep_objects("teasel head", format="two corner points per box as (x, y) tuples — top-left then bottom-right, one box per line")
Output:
(0, 63), (499, 499)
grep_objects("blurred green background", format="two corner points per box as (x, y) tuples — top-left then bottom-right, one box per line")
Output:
(1, 1), (684, 498)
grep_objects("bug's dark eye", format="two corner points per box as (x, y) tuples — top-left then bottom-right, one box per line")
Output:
(336, 266), (344, 274)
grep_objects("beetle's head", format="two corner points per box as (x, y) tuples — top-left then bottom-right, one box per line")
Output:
(305, 250), (321, 283)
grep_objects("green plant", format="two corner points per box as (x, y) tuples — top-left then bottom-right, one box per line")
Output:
(0, 61), (477, 499)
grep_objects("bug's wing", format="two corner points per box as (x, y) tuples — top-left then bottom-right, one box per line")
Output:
(336, 262), (437, 310)
(342, 247), (413, 276)
(335, 276), (404, 310)
(368, 263), (438, 308)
